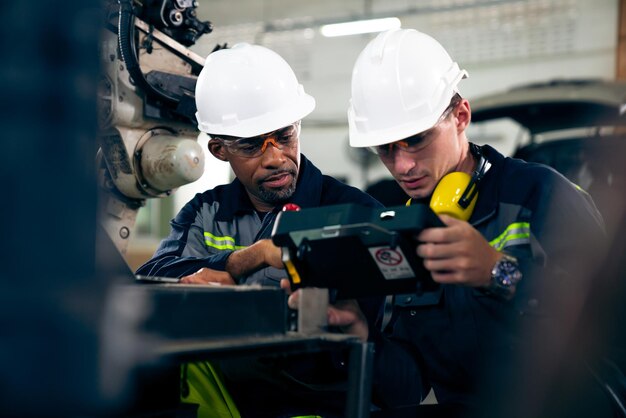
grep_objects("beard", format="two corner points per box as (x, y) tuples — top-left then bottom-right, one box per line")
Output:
(257, 170), (298, 204)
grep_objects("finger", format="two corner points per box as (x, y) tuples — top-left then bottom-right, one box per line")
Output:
(180, 275), (205, 284)
(327, 305), (359, 327)
(180, 267), (205, 282)
(287, 289), (301, 310)
(429, 270), (460, 284)
(417, 215), (466, 243)
(280, 278), (292, 294)
(423, 254), (469, 272)
(417, 242), (460, 260)
(417, 225), (451, 243)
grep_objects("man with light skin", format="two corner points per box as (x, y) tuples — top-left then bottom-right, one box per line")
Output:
(287, 28), (606, 414)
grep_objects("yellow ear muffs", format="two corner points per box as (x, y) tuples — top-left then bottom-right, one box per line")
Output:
(429, 172), (478, 221)
(407, 146), (490, 220)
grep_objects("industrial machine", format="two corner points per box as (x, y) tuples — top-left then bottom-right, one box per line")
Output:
(98, 0), (222, 254)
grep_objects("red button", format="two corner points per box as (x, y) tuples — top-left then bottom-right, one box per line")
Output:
(282, 203), (301, 212)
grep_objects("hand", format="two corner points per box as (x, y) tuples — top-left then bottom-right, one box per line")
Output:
(416, 215), (501, 288)
(328, 300), (369, 342)
(180, 267), (236, 285)
(281, 279), (369, 342)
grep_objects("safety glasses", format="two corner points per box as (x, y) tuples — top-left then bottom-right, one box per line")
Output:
(213, 121), (301, 158)
(372, 102), (458, 158)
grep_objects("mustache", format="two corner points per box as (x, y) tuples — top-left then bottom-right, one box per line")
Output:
(258, 168), (297, 183)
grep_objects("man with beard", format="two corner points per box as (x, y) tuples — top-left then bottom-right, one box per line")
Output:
(136, 43), (381, 417)
(136, 42), (379, 286)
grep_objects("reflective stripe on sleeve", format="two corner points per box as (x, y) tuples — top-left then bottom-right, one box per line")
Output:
(204, 231), (247, 251)
(489, 222), (530, 251)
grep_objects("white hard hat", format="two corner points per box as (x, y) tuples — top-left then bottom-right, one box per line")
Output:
(348, 29), (468, 147)
(195, 43), (315, 137)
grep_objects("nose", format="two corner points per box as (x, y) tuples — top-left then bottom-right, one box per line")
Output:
(260, 138), (286, 167)
(391, 150), (417, 176)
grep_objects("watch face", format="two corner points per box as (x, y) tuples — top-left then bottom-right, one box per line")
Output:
(493, 256), (522, 288)
(498, 260), (522, 286)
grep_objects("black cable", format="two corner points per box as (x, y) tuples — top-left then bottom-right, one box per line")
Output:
(117, 0), (178, 105)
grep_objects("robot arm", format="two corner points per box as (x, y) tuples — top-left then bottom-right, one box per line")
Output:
(98, 0), (223, 254)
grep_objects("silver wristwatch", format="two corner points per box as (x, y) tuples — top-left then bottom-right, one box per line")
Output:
(488, 253), (522, 299)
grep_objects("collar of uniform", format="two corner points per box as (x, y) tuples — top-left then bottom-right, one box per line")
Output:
(214, 154), (324, 222)
(468, 144), (505, 226)
(213, 178), (254, 222)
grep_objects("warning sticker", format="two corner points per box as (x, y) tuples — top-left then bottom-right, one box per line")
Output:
(368, 246), (414, 280)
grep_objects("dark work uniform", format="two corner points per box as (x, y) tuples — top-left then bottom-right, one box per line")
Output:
(370, 144), (606, 416)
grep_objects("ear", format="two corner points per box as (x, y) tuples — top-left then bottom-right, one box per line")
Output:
(208, 139), (228, 161)
(455, 99), (471, 133)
